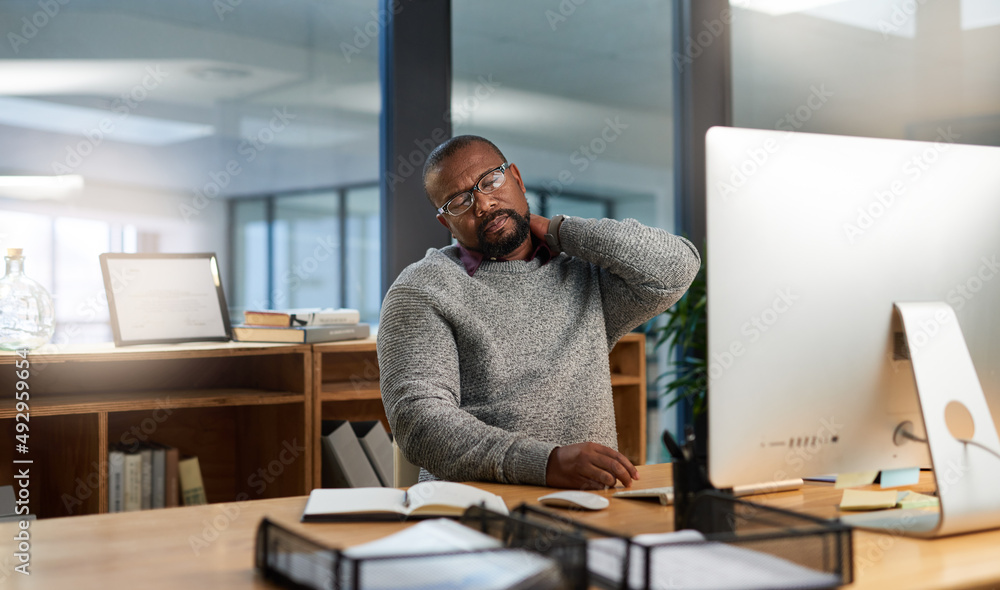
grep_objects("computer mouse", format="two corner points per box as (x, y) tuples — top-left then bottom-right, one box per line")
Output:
(537, 491), (610, 511)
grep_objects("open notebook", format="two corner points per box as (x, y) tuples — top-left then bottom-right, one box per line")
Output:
(301, 481), (509, 522)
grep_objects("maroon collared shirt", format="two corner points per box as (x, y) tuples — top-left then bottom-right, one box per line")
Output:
(456, 236), (555, 277)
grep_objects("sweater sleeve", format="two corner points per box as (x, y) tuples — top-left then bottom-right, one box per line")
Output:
(377, 285), (557, 485)
(557, 216), (702, 348)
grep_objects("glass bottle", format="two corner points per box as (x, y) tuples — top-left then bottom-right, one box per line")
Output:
(0, 248), (56, 350)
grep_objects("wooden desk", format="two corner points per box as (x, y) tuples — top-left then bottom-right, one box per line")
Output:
(4, 464), (1000, 589)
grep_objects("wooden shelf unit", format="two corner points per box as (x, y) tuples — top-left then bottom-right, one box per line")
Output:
(1, 334), (647, 517)
(0, 342), (312, 519)
(311, 332), (648, 486)
(609, 332), (647, 465)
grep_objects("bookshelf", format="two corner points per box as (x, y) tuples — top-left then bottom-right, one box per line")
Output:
(0, 342), (312, 518)
(311, 332), (648, 487)
(608, 332), (647, 465)
(0, 334), (646, 517)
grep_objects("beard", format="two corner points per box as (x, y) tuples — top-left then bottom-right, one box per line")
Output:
(475, 207), (531, 259)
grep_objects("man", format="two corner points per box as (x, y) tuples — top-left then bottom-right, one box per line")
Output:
(377, 135), (700, 489)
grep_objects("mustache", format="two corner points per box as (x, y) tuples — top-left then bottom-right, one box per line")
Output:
(478, 208), (521, 234)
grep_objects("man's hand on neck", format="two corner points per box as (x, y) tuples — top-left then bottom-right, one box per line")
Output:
(500, 213), (549, 261)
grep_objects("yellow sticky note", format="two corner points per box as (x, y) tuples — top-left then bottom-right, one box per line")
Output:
(834, 471), (879, 489)
(840, 489), (899, 511)
(898, 491), (939, 510)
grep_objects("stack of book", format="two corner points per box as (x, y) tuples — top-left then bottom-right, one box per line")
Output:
(107, 442), (207, 512)
(232, 307), (370, 344)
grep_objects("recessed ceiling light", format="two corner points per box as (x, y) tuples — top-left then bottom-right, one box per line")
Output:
(0, 175), (84, 200)
(188, 66), (253, 81)
(730, 0), (849, 16)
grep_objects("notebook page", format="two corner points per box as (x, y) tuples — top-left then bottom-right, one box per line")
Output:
(405, 481), (509, 515)
(303, 487), (407, 518)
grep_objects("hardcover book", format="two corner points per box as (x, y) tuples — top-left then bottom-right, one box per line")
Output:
(150, 443), (166, 509)
(108, 446), (125, 513)
(232, 323), (370, 344)
(164, 445), (180, 508)
(243, 307), (360, 327)
(123, 450), (142, 512)
(178, 456), (208, 506)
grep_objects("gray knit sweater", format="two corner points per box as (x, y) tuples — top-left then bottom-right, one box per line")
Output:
(377, 216), (700, 486)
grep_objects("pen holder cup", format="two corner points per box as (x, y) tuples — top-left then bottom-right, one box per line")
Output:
(672, 458), (735, 534)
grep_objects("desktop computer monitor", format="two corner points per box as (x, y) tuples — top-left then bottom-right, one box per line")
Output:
(705, 127), (1000, 536)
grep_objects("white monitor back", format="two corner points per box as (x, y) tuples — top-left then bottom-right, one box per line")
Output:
(706, 126), (1000, 489)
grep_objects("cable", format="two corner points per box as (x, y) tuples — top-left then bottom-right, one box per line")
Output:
(957, 438), (1000, 462)
(896, 424), (1000, 463)
(898, 429), (927, 443)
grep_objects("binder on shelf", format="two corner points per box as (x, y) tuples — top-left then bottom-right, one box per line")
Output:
(351, 420), (394, 487)
(320, 420), (382, 488)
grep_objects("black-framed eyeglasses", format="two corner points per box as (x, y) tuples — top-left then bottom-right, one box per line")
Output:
(436, 163), (511, 217)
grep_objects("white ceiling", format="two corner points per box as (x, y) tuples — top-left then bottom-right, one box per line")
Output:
(0, 0), (676, 201)
(0, 0), (996, 203)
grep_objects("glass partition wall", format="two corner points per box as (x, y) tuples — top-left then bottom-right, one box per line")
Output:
(0, 0), (382, 339)
(451, 1), (677, 461)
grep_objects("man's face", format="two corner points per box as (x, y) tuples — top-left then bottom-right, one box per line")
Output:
(427, 142), (531, 259)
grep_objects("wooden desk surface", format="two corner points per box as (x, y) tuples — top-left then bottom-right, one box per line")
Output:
(3, 463), (1000, 589)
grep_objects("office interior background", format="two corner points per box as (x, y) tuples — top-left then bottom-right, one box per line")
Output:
(1, 0), (998, 462)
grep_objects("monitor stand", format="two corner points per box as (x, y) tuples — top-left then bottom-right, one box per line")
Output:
(841, 302), (1000, 537)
